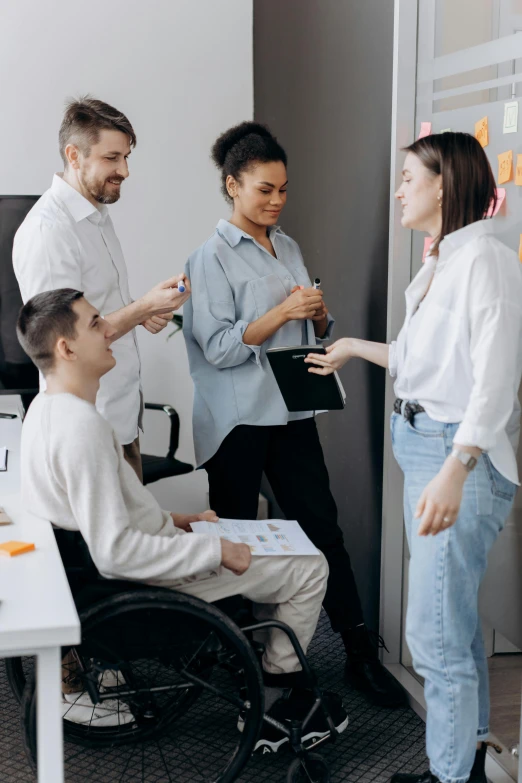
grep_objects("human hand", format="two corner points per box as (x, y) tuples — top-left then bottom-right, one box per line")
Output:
(304, 337), (354, 375)
(141, 312), (174, 334)
(416, 460), (467, 536)
(220, 539), (252, 575)
(142, 274), (191, 317)
(170, 509), (219, 532)
(279, 286), (323, 321)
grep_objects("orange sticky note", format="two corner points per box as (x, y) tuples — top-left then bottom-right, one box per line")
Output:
(516, 154), (522, 186)
(475, 116), (489, 148)
(0, 540), (35, 557)
(418, 122), (432, 139)
(498, 150), (513, 184)
(519, 235), (522, 263)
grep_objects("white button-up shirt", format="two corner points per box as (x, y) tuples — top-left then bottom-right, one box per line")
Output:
(390, 219), (522, 484)
(13, 174), (142, 445)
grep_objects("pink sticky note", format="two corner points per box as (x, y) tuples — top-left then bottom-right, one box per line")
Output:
(422, 236), (433, 263)
(418, 122), (432, 139)
(486, 188), (506, 217)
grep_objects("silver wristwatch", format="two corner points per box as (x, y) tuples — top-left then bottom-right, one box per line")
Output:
(450, 448), (477, 472)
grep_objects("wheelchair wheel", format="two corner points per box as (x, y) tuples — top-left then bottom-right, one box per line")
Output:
(286, 753), (331, 783)
(22, 590), (264, 782)
(5, 656), (33, 704)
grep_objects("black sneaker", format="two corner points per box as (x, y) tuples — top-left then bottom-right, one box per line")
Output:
(248, 689), (349, 754)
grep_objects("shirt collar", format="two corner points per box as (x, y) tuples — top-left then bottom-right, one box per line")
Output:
(438, 219), (496, 261)
(51, 173), (109, 225)
(216, 218), (283, 248)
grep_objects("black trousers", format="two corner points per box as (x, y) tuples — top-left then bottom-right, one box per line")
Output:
(205, 418), (364, 633)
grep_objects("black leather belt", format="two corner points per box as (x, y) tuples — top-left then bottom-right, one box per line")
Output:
(394, 399), (426, 423)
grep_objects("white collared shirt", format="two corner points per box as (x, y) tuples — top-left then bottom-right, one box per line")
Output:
(13, 174), (141, 445)
(390, 219), (522, 484)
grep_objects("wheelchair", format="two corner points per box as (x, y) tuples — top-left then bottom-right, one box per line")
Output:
(6, 529), (339, 783)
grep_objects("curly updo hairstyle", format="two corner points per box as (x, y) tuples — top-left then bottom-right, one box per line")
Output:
(211, 121), (287, 202)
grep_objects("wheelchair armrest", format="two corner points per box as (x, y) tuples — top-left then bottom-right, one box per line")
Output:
(144, 402), (180, 459)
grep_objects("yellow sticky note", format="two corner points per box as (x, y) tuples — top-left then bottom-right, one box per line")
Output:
(498, 150), (513, 184)
(516, 154), (522, 186)
(519, 235), (522, 263)
(0, 540), (35, 557)
(475, 116), (489, 148)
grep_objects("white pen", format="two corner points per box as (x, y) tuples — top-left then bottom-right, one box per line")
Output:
(313, 278), (321, 290)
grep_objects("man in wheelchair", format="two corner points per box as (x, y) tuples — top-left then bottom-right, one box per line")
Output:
(17, 287), (348, 756)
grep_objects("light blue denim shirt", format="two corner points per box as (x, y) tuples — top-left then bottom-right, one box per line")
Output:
(183, 219), (334, 467)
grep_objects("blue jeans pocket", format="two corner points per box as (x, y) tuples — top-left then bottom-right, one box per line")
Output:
(404, 412), (444, 438)
(483, 455), (517, 501)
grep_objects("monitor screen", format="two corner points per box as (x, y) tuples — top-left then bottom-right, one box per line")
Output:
(0, 195), (40, 395)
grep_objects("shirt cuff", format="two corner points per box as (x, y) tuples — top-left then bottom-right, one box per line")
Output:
(315, 313), (335, 343)
(234, 319), (262, 366)
(454, 421), (495, 452)
(388, 341), (398, 378)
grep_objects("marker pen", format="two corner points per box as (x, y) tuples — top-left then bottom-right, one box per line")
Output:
(177, 281), (186, 293)
(313, 278), (321, 290)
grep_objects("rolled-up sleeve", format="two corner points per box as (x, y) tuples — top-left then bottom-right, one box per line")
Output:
(189, 248), (261, 369)
(315, 312), (335, 344)
(388, 341), (398, 378)
(454, 251), (522, 450)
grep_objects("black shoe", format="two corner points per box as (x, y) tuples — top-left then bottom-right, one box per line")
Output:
(469, 741), (501, 783)
(389, 772), (439, 783)
(343, 625), (408, 708)
(246, 689), (349, 754)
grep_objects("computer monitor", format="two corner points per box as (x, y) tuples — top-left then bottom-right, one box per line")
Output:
(0, 195), (40, 399)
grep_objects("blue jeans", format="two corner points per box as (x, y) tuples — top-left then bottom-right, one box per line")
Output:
(391, 409), (517, 783)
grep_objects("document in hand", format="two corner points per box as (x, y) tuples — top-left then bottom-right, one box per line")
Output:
(189, 519), (320, 556)
(267, 345), (346, 412)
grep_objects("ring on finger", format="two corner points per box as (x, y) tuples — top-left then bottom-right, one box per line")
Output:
(443, 517), (452, 523)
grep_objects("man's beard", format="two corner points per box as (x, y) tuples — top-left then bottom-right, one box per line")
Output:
(84, 173), (124, 205)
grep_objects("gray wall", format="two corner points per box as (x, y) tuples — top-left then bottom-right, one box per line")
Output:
(254, 0), (394, 627)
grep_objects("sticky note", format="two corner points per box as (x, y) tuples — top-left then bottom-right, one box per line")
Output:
(486, 188), (506, 217)
(418, 122), (432, 139)
(475, 116), (489, 148)
(519, 235), (522, 263)
(422, 236), (433, 263)
(440, 128), (452, 133)
(516, 154), (522, 186)
(0, 541), (35, 557)
(503, 101), (518, 134)
(498, 150), (513, 184)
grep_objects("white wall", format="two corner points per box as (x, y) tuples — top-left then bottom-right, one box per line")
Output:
(0, 0), (253, 511)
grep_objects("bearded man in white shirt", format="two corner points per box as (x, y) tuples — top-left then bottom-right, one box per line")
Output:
(13, 97), (189, 480)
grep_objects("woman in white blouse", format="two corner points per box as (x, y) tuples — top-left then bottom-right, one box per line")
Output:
(306, 132), (522, 783)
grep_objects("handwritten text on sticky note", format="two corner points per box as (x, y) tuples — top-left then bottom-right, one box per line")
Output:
(475, 117), (489, 148)
(498, 150), (513, 184)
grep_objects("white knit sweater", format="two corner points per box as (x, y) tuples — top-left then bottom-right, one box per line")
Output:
(21, 392), (222, 585)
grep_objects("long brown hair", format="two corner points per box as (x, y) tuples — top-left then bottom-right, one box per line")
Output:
(403, 132), (497, 255)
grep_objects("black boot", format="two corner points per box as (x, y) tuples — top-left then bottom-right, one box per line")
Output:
(343, 625), (407, 708)
(389, 771), (439, 783)
(469, 741), (502, 783)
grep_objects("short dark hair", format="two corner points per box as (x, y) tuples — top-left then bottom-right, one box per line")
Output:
(59, 96), (137, 166)
(17, 289), (84, 375)
(211, 121), (287, 202)
(403, 132), (497, 254)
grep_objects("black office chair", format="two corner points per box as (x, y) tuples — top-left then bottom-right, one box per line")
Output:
(140, 402), (194, 485)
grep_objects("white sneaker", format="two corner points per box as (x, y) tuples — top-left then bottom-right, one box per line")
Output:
(62, 690), (134, 727)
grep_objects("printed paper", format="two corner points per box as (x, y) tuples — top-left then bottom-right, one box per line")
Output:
(190, 519), (319, 556)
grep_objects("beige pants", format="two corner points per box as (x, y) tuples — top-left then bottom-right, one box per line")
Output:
(123, 436), (143, 483)
(176, 553), (328, 676)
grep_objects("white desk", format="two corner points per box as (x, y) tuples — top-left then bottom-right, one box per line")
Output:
(0, 396), (80, 783)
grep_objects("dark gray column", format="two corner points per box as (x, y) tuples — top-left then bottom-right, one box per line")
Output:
(254, 0), (394, 627)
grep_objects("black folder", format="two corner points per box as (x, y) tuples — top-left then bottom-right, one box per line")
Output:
(267, 345), (346, 412)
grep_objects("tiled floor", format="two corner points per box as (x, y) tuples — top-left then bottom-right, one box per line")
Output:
(0, 612), (429, 782)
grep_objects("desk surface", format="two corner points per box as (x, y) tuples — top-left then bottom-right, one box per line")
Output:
(0, 396), (80, 655)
